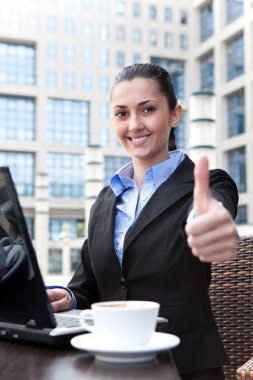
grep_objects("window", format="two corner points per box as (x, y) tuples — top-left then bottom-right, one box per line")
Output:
(227, 89), (245, 137)
(82, 72), (92, 92)
(100, 23), (109, 41)
(227, 147), (246, 193)
(116, 51), (125, 68)
(82, 0), (92, 11)
(132, 28), (142, 44)
(47, 69), (57, 88)
(180, 9), (188, 24)
(70, 248), (81, 272)
(82, 21), (92, 39)
(47, 98), (89, 145)
(47, 42), (57, 61)
(133, 2), (141, 18)
(25, 217), (34, 240)
(99, 0), (109, 14)
(100, 48), (109, 67)
(226, 0), (243, 24)
(149, 5), (157, 20)
(0, 42), (35, 85)
(227, 34), (244, 81)
(29, 13), (39, 32)
(0, 96), (35, 140)
(99, 75), (109, 93)
(48, 249), (62, 274)
(64, 17), (75, 35)
(99, 101), (109, 120)
(164, 32), (173, 48)
(47, 153), (85, 198)
(64, 71), (75, 89)
(200, 52), (214, 91)
(200, 2), (213, 42)
(116, 0), (125, 16)
(175, 111), (186, 150)
(0, 151), (35, 196)
(104, 156), (131, 185)
(116, 25), (125, 42)
(133, 53), (141, 63)
(164, 7), (172, 22)
(49, 218), (85, 240)
(47, 15), (57, 33)
(149, 30), (157, 46)
(235, 205), (247, 224)
(151, 57), (185, 100)
(64, 45), (75, 64)
(180, 34), (188, 50)
(82, 47), (92, 65)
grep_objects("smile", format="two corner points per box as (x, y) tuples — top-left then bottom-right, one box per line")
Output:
(128, 135), (149, 143)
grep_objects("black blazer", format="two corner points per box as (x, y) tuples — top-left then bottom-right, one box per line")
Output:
(68, 155), (238, 374)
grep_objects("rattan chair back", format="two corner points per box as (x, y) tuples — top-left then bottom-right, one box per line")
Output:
(209, 235), (253, 379)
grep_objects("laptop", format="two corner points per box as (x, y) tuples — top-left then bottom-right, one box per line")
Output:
(0, 166), (86, 346)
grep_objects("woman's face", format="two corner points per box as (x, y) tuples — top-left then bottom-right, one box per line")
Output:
(111, 77), (182, 168)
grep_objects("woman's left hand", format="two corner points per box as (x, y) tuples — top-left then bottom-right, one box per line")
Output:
(185, 156), (238, 262)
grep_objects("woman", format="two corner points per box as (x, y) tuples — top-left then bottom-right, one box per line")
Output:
(47, 63), (238, 379)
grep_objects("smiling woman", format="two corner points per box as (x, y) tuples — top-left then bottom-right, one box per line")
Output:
(47, 63), (239, 380)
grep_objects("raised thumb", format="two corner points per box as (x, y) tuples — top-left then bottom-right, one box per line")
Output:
(193, 156), (211, 216)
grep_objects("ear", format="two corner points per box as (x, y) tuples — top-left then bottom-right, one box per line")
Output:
(170, 104), (183, 129)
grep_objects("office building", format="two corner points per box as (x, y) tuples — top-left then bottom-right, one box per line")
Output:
(0, 0), (252, 277)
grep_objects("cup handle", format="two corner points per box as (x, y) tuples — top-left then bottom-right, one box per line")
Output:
(80, 309), (95, 332)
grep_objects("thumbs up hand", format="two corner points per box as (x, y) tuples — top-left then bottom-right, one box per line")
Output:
(185, 156), (237, 262)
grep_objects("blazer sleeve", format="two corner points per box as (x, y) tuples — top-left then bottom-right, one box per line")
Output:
(67, 239), (100, 309)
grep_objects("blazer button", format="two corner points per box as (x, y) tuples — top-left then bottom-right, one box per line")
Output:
(120, 277), (127, 289)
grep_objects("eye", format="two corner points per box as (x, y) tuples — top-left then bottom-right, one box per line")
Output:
(114, 111), (127, 118)
(143, 106), (156, 114)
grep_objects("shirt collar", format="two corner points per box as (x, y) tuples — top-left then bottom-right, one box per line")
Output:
(110, 150), (184, 197)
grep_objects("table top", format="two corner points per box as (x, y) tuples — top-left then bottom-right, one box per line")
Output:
(0, 339), (181, 380)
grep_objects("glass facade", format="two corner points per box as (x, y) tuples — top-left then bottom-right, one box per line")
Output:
(0, 151), (35, 196)
(151, 57), (185, 100)
(48, 249), (62, 274)
(200, 2), (213, 42)
(200, 52), (214, 91)
(49, 218), (85, 241)
(227, 0), (243, 24)
(104, 156), (131, 185)
(227, 147), (246, 193)
(47, 153), (85, 198)
(70, 248), (81, 272)
(227, 89), (245, 137)
(0, 96), (35, 140)
(235, 205), (247, 224)
(47, 99), (89, 145)
(227, 34), (244, 81)
(0, 42), (35, 85)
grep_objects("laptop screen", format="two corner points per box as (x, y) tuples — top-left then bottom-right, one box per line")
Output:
(0, 167), (56, 329)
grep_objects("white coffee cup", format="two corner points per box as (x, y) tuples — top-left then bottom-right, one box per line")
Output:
(80, 300), (160, 347)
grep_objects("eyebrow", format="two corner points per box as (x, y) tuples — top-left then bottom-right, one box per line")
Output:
(113, 100), (157, 108)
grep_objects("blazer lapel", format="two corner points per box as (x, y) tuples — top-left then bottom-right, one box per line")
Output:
(123, 156), (195, 251)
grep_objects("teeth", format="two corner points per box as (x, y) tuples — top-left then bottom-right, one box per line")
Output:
(131, 136), (146, 142)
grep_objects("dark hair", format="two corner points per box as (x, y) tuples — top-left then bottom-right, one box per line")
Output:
(111, 63), (179, 151)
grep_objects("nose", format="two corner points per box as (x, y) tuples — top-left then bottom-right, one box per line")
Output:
(128, 114), (144, 132)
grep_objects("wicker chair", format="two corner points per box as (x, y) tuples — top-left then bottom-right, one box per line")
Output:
(209, 235), (253, 380)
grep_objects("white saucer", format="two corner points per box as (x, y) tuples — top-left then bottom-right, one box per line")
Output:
(71, 332), (180, 364)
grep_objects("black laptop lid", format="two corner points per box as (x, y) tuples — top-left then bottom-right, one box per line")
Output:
(0, 167), (56, 329)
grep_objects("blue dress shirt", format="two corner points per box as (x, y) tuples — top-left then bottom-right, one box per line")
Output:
(110, 150), (185, 267)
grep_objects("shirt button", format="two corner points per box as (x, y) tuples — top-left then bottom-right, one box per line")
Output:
(141, 194), (147, 201)
(120, 277), (127, 289)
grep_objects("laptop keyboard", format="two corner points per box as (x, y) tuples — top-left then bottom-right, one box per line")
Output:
(54, 314), (81, 328)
